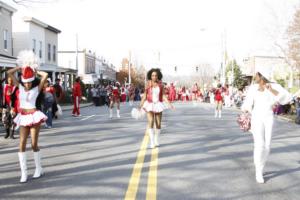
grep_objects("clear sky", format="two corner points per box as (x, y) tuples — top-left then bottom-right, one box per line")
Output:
(4, 0), (300, 74)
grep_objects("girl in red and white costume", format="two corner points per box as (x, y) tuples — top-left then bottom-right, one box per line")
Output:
(120, 85), (127, 104)
(109, 82), (121, 118)
(8, 50), (48, 183)
(214, 83), (223, 118)
(139, 68), (174, 149)
(2, 76), (16, 139)
(128, 83), (135, 106)
(192, 83), (199, 101)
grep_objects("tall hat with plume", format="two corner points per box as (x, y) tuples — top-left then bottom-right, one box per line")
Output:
(17, 50), (39, 83)
(255, 65), (275, 82)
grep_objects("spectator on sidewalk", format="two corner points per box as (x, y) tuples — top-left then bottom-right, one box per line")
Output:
(53, 78), (63, 103)
(91, 85), (99, 106)
(43, 79), (56, 128)
(99, 85), (107, 106)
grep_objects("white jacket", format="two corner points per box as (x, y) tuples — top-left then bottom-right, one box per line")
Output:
(242, 83), (292, 117)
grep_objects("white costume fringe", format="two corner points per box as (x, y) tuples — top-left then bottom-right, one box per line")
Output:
(142, 101), (167, 113)
(14, 111), (47, 129)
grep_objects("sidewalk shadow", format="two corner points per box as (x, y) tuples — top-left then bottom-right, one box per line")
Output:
(264, 166), (300, 182)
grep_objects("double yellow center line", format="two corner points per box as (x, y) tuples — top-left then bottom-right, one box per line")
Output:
(124, 130), (159, 200)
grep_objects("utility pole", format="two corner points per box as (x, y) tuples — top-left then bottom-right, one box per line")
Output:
(128, 50), (131, 84)
(76, 33), (79, 76)
(231, 59), (234, 85)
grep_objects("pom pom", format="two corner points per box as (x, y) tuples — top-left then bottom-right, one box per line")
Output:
(131, 108), (145, 120)
(17, 50), (39, 70)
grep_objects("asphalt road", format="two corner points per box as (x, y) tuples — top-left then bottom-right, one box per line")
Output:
(0, 102), (299, 200)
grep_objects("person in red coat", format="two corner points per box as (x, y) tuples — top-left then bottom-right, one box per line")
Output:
(72, 77), (82, 117)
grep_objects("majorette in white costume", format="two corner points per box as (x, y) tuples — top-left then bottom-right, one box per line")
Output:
(8, 50), (49, 183)
(139, 68), (174, 149)
(142, 82), (167, 113)
(242, 65), (292, 184)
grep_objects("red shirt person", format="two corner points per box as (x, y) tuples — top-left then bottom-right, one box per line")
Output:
(3, 77), (16, 107)
(72, 77), (82, 116)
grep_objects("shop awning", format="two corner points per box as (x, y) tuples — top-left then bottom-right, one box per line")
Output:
(0, 54), (16, 68)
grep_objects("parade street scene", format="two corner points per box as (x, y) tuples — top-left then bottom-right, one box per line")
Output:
(0, 0), (300, 200)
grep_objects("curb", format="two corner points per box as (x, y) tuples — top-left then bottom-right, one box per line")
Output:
(61, 103), (93, 111)
(275, 115), (294, 123)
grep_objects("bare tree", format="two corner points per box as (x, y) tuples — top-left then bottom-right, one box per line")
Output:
(287, 7), (300, 72)
(11, 0), (56, 6)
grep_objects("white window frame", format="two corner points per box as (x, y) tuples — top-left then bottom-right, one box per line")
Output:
(3, 30), (8, 50)
(32, 39), (36, 53)
(48, 43), (51, 61)
(53, 45), (56, 62)
(39, 41), (42, 58)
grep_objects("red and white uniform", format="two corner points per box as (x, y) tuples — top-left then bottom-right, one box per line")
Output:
(168, 84), (176, 102)
(72, 82), (82, 116)
(143, 83), (166, 113)
(112, 86), (120, 102)
(13, 85), (47, 128)
(3, 84), (15, 107)
(121, 87), (126, 102)
(214, 88), (223, 102)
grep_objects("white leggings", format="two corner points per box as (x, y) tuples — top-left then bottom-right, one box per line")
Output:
(251, 115), (274, 169)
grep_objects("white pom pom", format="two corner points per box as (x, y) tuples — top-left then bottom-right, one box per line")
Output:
(17, 50), (40, 70)
(131, 108), (145, 120)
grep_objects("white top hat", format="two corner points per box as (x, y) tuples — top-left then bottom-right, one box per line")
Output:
(255, 65), (274, 81)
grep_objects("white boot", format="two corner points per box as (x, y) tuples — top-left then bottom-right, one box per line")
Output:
(109, 109), (113, 118)
(33, 151), (44, 179)
(148, 129), (155, 149)
(155, 129), (161, 147)
(219, 110), (222, 118)
(117, 109), (120, 118)
(255, 165), (265, 184)
(214, 110), (218, 118)
(18, 152), (28, 183)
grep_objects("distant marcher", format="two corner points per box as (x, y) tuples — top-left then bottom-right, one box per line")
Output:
(214, 84), (223, 118)
(72, 77), (82, 117)
(2, 76), (17, 139)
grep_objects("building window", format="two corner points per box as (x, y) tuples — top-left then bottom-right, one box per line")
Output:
(3, 30), (8, 50)
(39, 41), (42, 58)
(53, 45), (56, 62)
(32, 39), (36, 53)
(48, 43), (51, 61)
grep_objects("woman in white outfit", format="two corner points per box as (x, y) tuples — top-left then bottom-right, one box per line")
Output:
(8, 51), (48, 183)
(242, 66), (291, 184)
(139, 68), (174, 149)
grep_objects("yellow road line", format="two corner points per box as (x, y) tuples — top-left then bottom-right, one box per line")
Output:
(146, 146), (159, 200)
(124, 132), (149, 200)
